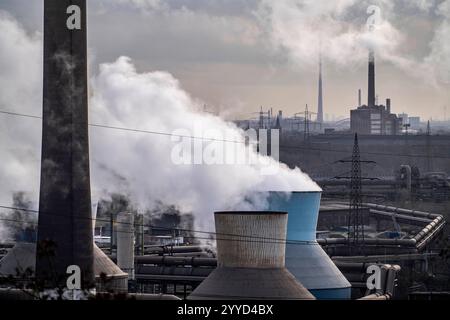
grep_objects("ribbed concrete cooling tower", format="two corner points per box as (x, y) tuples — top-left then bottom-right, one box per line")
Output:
(268, 192), (351, 299)
(188, 212), (315, 300)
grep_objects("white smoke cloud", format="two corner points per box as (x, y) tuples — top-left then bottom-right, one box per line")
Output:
(0, 12), (320, 238)
(99, 0), (167, 11)
(424, 0), (450, 84)
(254, 0), (396, 68)
(89, 56), (320, 231)
(255, 0), (450, 86)
(0, 10), (42, 240)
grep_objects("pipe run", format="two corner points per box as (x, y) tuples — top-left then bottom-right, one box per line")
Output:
(317, 238), (417, 247)
(135, 256), (217, 267)
(318, 206), (446, 250)
(364, 203), (441, 219)
(144, 246), (206, 254)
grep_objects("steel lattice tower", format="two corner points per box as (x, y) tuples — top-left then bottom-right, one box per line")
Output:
(348, 134), (365, 251)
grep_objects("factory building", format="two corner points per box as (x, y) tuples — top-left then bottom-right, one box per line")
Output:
(350, 51), (402, 135)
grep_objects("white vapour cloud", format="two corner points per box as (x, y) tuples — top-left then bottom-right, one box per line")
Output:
(424, 0), (450, 84)
(89, 56), (320, 231)
(255, 0), (450, 86)
(254, 0), (399, 68)
(0, 10), (42, 211)
(0, 11), (42, 241)
(0, 12), (320, 237)
(102, 0), (167, 11)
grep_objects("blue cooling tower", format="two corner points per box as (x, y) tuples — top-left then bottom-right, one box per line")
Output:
(268, 192), (351, 300)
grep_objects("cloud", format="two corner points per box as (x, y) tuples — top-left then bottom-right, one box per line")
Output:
(254, 0), (450, 86)
(0, 12), (320, 237)
(99, 0), (167, 12)
(424, 0), (450, 84)
(89, 56), (320, 231)
(0, 10), (42, 240)
(255, 0), (403, 67)
(0, 11), (42, 203)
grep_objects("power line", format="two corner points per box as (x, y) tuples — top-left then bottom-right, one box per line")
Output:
(2, 108), (450, 159)
(3, 215), (449, 249)
(0, 205), (318, 246)
(0, 215), (319, 246)
(0, 109), (254, 146)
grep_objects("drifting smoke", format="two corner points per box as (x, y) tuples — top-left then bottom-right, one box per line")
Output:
(2, 1), (450, 237)
(255, 0), (404, 68)
(425, 0), (450, 84)
(255, 0), (450, 85)
(0, 11), (41, 240)
(90, 56), (320, 231)
(0, 11), (319, 237)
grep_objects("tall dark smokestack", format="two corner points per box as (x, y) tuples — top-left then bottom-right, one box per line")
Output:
(368, 50), (376, 108)
(317, 56), (324, 123)
(386, 99), (391, 114)
(37, 0), (94, 289)
(358, 89), (362, 107)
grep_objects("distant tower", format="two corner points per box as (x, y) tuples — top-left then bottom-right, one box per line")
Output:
(426, 120), (432, 172)
(317, 56), (324, 123)
(37, 0), (94, 289)
(358, 89), (362, 107)
(259, 106), (264, 129)
(368, 50), (376, 108)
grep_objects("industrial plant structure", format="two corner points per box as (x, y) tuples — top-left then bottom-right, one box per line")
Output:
(1, 1), (448, 303)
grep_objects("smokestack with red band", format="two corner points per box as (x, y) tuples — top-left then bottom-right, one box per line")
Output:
(37, 0), (94, 289)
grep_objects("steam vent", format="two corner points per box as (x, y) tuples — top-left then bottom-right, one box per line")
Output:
(35, 0), (127, 290)
(268, 192), (351, 299)
(188, 212), (315, 300)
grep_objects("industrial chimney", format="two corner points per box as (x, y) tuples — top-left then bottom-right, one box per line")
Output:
(188, 212), (315, 300)
(37, 0), (94, 289)
(386, 99), (391, 114)
(317, 56), (324, 123)
(368, 50), (376, 108)
(358, 89), (362, 107)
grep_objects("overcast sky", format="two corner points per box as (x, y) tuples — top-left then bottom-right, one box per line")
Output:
(1, 0), (450, 120)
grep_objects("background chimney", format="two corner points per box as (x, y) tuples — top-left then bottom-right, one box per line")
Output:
(317, 57), (324, 123)
(368, 50), (376, 108)
(358, 89), (362, 107)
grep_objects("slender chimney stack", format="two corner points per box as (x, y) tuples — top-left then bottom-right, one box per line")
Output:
(37, 0), (94, 289)
(368, 50), (376, 108)
(386, 99), (391, 114)
(358, 89), (362, 107)
(317, 56), (324, 123)
(189, 212), (315, 300)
